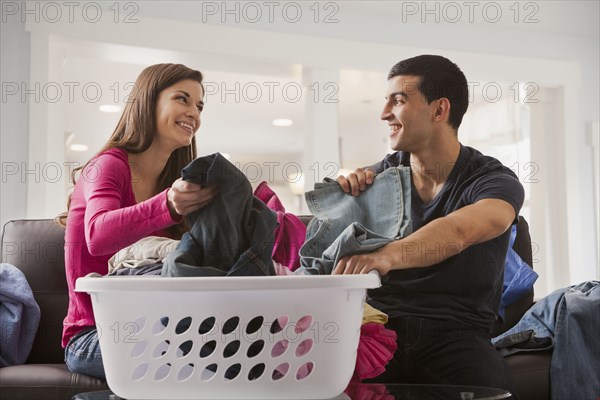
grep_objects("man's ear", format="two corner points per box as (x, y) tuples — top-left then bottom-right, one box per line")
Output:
(433, 97), (451, 122)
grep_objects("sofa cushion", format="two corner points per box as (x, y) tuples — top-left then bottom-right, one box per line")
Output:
(0, 363), (109, 400)
(506, 350), (551, 400)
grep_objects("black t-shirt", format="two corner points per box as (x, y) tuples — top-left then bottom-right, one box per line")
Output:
(367, 145), (525, 333)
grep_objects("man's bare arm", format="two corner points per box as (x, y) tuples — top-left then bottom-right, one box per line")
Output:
(333, 198), (516, 275)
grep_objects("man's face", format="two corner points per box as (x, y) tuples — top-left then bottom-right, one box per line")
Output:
(380, 75), (437, 152)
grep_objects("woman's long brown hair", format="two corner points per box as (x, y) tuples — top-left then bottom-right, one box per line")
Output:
(56, 63), (204, 238)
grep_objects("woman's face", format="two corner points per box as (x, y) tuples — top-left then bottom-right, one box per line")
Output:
(155, 79), (204, 151)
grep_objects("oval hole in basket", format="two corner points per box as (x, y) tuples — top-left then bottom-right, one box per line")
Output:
(247, 340), (265, 358)
(154, 363), (171, 381)
(131, 317), (147, 334)
(223, 340), (240, 358)
(271, 339), (289, 357)
(270, 316), (288, 334)
(248, 363), (265, 381)
(295, 315), (313, 334)
(222, 316), (240, 335)
(272, 363), (289, 380)
(177, 363), (194, 382)
(246, 316), (264, 335)
(131, 363), (149, 381)
(152, 317), (169, 334)
(295, 339), (313, 357)
(200, 364), (218, 381)
(198, 316), (216, 335)
(130, 340), (148, 358)
(152, 340), (170, 358)
(175, 316), (192, 334)
(224, 363), (241, 380)
(199, 340), (216, 358)
(296, 362), (314, 380)
(177, 340), (193, 358)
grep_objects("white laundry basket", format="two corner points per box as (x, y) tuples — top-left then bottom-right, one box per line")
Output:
(76, 274), (380, 399)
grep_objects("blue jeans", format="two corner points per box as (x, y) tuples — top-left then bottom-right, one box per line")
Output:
(298, 166), (412, 275)
(64, 327), (105, 380)
(162, 153), (277, 277)
(493, 281), (600, 399)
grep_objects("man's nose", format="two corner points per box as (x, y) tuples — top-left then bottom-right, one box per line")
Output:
(380, 104), (392, 120)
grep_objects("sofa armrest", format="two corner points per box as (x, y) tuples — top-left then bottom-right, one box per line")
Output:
(1, 219), (68, 364)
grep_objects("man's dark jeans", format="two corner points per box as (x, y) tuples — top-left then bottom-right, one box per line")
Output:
(366, 316), (518, 399)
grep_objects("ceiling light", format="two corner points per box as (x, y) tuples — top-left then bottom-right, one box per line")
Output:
(272, 118), (293, 127)
(99, 105), (122, 113)
(70, 144), (89, 152)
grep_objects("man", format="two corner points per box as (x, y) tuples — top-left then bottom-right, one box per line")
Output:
(334, 55), (523, 394)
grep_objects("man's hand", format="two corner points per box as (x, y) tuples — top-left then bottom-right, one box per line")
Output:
(333, 245), (394, 275)
(336, 168), (375, 196)
(167, 178), (218, 217)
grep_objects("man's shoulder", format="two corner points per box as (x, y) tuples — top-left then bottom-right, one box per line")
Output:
(459, 146), (516, 178)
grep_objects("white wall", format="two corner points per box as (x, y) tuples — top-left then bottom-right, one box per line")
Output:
(1, 1), (598, 292)
(0, 15), (29, 225)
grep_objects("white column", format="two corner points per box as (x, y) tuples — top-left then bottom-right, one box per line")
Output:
(529, 87), (571, 296)
(301, 68), (340, 214)
(27, 31), (67, 219)
(26, 31), (51, 219)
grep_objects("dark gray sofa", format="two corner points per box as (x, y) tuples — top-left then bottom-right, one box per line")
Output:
(0, 217), (550, 399)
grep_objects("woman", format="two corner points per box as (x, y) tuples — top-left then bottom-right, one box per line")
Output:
(57, 63), (217, 379)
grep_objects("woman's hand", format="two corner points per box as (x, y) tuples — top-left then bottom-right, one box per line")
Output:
(167, 178), (218, 217)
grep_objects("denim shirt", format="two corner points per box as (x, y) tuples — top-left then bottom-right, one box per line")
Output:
(162, 153), (277, 277)
(297, 166), (412, 275)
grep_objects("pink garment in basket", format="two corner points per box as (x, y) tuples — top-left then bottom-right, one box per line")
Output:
(254, 182), (306, 271)
(351, 322), (398, 382)
(273, 315), (397, 381)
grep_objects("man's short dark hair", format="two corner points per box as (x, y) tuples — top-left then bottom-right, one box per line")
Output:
(388, 55), (468, 130)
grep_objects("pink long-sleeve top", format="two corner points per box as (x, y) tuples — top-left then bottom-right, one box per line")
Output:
(62, 148), (180, 347)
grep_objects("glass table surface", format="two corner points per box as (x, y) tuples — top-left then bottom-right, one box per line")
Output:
(73, 383), (512, 400)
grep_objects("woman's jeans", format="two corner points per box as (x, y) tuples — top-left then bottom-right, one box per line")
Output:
(64, 328), (105, 380)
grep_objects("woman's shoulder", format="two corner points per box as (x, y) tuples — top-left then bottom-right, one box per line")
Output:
(88, 147), (130, 171)
(94, 147), (128, 163)
(79, 147), (131, 186)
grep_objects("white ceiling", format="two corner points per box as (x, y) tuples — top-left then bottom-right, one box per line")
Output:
(60, 0), (599, 176)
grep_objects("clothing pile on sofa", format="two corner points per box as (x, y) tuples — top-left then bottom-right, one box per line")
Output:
(493, 280), (600, 399)
(0, 263), (40, 367)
